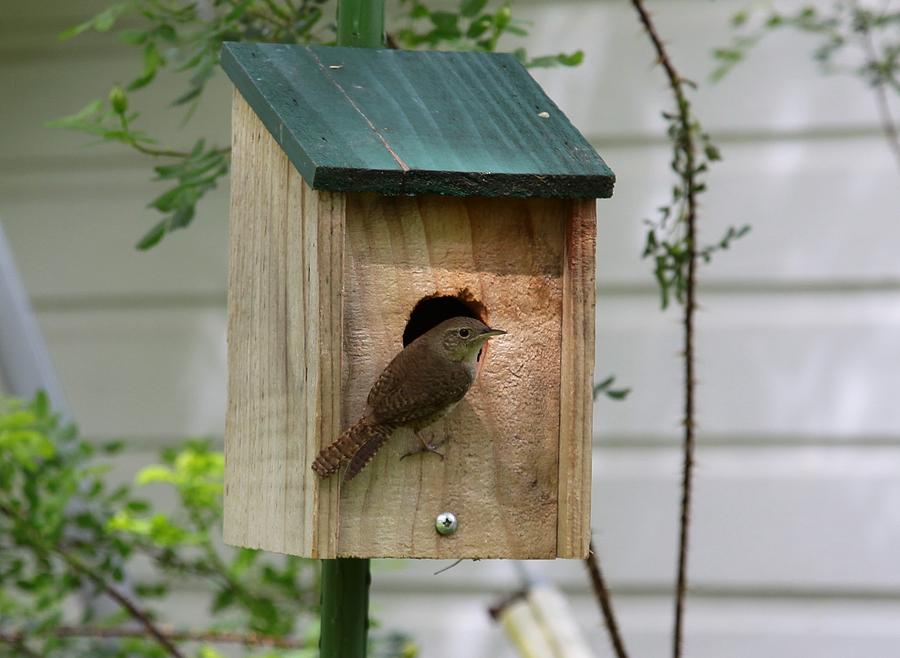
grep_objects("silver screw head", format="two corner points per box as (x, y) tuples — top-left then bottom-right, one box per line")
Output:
(435, 512), (458, 536)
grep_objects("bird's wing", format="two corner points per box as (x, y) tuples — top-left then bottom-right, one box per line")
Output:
(367, 346), (473, 426)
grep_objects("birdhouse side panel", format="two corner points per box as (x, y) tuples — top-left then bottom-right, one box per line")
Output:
(558, 200), (597, 559)
(334, 194), (568, 559)
(225, 91), (343, 558)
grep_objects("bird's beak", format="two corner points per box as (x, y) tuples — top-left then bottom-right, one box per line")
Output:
(480, 328), (507, 339)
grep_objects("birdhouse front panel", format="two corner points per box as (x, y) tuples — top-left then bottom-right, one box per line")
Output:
(338, 192), (579, 559)
(222, 43), (610, 560)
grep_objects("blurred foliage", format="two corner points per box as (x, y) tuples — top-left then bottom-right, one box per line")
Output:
(713, 1), (900, 169)
(713, 2), (900, 84)
(394, 0), (583, 66)
(0, 393), (414, 657)
(592, 375), (630, 402)
(52, 0), (581, 250)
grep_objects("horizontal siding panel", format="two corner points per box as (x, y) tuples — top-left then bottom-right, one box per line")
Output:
(104, 442), (900, 590)
(597, 136), (900, 287)
(521, 0), (885, 138)
(373, 592), (900, 658)
(595, 292), (900, 440)
(1, 167), (230, 301)
(119, 579), (900, 658)
(35, 291), (900, 440)
(39, 573), (900, 658)
(375, 446), (900, 591)
(3, 136), (897, 300)
(38, 308), (227, 440)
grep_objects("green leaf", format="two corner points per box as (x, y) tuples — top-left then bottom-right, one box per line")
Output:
(460, 0), (488, 18)
(128, 43), (163, 91)
(47, 99), (104, 129)
(466, 16), (492, 39)
(410, 2), (430, 19)
(59, 3), (130, 40)
(101, 439), (125, 454)
(592, 375), (631, 401)
(136, 465), (177, 485)
(430, 11), (458, 29)
(528, 50), (584, 68)
(704, 143), (722, 161)
(731, 10), (749, 27)
(118, 28), (148, 45)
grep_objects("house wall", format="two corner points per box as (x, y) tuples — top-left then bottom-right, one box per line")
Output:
(2, 0), (899, 656)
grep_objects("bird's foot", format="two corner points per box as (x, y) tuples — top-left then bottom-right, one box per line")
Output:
(400, 437), (445, 461)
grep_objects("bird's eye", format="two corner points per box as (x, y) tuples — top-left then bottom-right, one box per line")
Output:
(458, 328), (471, 338)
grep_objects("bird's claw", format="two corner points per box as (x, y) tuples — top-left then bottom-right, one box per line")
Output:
(400, 441), (445, 461)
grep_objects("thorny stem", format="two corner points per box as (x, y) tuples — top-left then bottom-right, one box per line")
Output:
(585, 541), (629, 658)
(0, 503), (186, 658)
(628, 2), (699, 657)
(0, 626), (306, 649)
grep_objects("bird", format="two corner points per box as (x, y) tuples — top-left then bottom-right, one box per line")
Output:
(311, 316), (506, 482)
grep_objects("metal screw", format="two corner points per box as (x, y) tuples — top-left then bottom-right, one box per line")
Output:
(435, 512), (458, 536)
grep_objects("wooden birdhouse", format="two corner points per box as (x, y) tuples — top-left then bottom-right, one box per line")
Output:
(221, 42), (614, 560)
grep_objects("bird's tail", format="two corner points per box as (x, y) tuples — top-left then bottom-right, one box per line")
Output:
(311, 418), (394, 479)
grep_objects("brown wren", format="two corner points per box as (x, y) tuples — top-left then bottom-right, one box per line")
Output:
(311, 316), (506, 481)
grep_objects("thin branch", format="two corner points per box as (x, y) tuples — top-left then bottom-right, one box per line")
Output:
(128, 142), (196, 159)
(0, 503), (185, 658)
(585, 541), (629, 658)
(53, 551), (187, 658)
(856, 7), (900, 172)
(0, 626), (306, 649)
(117, 112), (228, 159)
(628, 3), (699, 658)
(0, 631), (43, 658)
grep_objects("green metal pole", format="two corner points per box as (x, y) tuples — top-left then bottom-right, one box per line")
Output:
(336, 0), (385, 48)
(319, 9), (383, 658)
(320, 558), (371, 658)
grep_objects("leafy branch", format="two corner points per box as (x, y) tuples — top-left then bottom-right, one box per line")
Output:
(394, 0), (583, 67)
(713, 1), (900, 171)
(55, 0), (582, 250)
(0, 394), (351, 658)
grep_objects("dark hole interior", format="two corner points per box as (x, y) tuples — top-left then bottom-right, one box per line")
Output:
(402, 294), (486, 347)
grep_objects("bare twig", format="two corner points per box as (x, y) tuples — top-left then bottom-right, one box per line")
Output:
(0, 626), (306, 649)
(628, 3), (699, 657)
(585, 541), (629, 658)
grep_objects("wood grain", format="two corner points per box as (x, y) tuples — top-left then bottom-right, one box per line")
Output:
(224, 91), (343, 557)
(337, 194), (568, 558)
(557, 200), (597, 558)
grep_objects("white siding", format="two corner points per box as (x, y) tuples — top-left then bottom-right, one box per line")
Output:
(2, 1), (899, 657)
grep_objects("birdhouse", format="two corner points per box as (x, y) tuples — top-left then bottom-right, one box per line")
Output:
(221, 43), (614, 560)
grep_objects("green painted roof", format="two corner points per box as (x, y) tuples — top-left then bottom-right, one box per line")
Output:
(221, 43), (614, 199)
